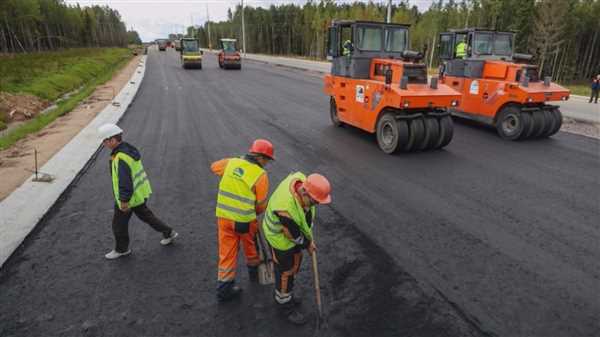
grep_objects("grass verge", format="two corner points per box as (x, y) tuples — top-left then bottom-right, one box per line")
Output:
(0, 48), (132, 101)
(561, 83), (592, 97)
(0, 48), (133, 150)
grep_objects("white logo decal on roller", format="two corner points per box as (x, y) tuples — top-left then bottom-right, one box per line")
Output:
(469, 80), (479, 95)
(356, 85), (365, 103)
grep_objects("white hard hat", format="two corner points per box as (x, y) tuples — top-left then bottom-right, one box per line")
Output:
(98, 123), (123, 140)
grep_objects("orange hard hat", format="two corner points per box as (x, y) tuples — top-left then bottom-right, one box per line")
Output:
(303, 174), (331, 204)
(249, 139), (274, 160)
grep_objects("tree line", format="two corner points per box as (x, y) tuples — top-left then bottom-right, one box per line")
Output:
(0, 0), (135, 53)
(190, 0), (599, 83)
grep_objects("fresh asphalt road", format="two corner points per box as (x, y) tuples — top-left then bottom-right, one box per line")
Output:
(1, 48), (599, 337)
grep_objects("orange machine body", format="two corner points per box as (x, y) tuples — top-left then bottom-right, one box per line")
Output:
(442, 60), (570, 124)
(324, 58), (461, 133)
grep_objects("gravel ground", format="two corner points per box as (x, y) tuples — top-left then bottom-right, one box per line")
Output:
(560, 117), (600, 139)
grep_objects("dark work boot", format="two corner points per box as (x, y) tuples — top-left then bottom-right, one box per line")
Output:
(217, 282), (242, 302)
(248, 265), (259, 283)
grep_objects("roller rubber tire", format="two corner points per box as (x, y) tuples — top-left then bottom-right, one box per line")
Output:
(518, 111), (533, 140)
(396, 120), (411, 152)
(330, 98), (343, 127)
(520, 111), (535, 139)
(376, 113), (403, 154)
(531, 110), (546, 138)
(406, 118), (425, 151)
(496, 106), (525, 140)
(435, 116), (454, 149)
(548, 108), (563, 136)
(541, 109), (555, 137)
(422, 117), (440, 150)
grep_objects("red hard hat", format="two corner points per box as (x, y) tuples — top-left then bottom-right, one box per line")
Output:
(303, 174), (331, 204)
(249, 139), (275, 160)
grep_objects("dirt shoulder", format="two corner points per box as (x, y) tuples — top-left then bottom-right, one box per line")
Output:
(0, 55), (141, 201)
(560, 118), (600, 139)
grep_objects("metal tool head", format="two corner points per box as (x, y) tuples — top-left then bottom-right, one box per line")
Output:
(258, 260), (275, 285)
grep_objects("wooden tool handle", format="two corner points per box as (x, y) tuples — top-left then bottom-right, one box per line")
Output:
(311, 251), (323, 316)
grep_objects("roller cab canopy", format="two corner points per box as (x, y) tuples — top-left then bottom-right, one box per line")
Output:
(438, 28), (516, 61)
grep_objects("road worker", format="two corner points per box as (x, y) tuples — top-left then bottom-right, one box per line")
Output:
(98, 124), (178, 260)
(456, 36), (467, 59)
(342, 39), (353, 56)
(262, 172), (331, 325)
(211, 139), (274, 301)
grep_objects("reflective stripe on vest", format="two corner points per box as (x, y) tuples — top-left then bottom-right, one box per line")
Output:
(261, 172), (316, 251)
(111, 152), (152, 208)
(215, 158), (265, 222)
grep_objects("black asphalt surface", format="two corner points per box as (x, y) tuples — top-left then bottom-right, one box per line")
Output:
(1, 48), (599, 337)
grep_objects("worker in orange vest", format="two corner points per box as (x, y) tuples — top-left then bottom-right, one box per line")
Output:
(211, 139), (274, 301)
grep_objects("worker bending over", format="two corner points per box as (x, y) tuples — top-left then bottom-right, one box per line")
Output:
(211, 139), (274, 301)
(262, 172), (332, 325)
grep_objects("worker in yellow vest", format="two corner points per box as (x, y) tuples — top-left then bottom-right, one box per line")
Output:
(456, 36), (467, 59)
(98, 124), (178, 260)
(262, 172), (331, 324)
(211, 139), (274, 301)
(342, 39), (353, 56)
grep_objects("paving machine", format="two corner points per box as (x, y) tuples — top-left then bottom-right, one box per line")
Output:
(324, 20), (460, 154)
(438, 28), (570, 140)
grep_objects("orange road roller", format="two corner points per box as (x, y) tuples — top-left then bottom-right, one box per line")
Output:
(324, 20), (461, 154)
(438, 28), (570, 140)
(218, 38), (242, 70)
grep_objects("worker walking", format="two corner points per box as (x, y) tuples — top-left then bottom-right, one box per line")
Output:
(589, 74), (599, 104)
(211, 139), (274, 301)
(98, 124), (178, 260)
(262, 172), (332, 325)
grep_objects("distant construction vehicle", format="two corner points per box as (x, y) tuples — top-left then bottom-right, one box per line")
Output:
(180, 38), (202, 69)
(218, 38), (242, 69)
(323, 20), (460, 154)
(438, 28), (570, 140)
(173, 39), (182, 51)
(157, 39), (168, 51)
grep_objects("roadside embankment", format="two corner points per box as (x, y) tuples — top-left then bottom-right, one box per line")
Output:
(0, 49), (140, 201)
(0, 48), (133, 147)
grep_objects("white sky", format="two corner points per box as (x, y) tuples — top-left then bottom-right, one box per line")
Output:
(65, 0), (434, 42)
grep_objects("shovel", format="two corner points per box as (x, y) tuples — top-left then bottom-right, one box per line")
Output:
(256, 230), (275, 285)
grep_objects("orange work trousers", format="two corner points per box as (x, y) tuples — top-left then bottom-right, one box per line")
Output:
(217, 218), (261, 283)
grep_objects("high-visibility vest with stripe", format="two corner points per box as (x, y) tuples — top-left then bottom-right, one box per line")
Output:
(111, 152), (152, 208)
(456, 42), (466, 58)
(262, 172), (316, 251)
(215, 158), (265, 222)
